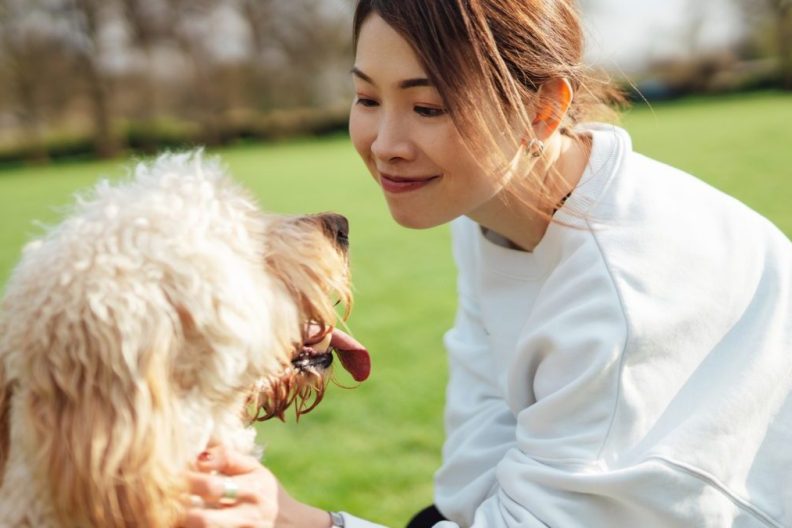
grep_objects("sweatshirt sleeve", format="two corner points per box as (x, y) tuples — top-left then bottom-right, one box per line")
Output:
(338, 512), (388, 528)
(434, 220), (518, 520)
(435, 244), (632, 527)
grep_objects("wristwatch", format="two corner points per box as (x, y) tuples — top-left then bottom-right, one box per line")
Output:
(329, 511), (345, 528)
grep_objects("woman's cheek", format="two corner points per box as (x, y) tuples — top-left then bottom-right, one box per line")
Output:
(349, 110), (373, 161)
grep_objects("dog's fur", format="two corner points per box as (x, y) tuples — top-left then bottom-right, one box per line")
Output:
(0, 151), (351, 527)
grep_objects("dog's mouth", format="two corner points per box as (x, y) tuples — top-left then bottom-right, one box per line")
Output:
(296, 327), (370, 382)
(292, 347), (334, 371)
(251, 327), (370, 421)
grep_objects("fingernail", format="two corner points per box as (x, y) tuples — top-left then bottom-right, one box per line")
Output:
(198, 451), (212, 462)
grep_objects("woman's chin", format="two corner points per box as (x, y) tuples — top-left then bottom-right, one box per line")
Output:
(388, 206), (450, 230)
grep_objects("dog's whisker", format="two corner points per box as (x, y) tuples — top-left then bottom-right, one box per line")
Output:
(250, 365), (331, 422)
(328, 372), (359, 391)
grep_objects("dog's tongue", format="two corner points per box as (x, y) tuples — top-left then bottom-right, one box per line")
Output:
(331, 329), (371, 382)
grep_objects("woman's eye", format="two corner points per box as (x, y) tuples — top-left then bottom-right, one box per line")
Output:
(414, 105), (447, 118)
(355, 97), (379, 108)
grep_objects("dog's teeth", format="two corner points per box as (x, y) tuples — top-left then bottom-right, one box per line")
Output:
(291, 350), (333, 371)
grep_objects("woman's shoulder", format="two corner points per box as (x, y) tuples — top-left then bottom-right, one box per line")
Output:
(546, 124), (790, 328)
(571, 124), (787, 250)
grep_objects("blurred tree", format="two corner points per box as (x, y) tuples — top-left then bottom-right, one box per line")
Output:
(738, 0), (792, 89)
(62, 0), (123, 156)
(164, 0), (234, 144)
(0, 0), (50, 161)
(119, 0), (169, 123)
(121, 0), (169, 52)
(0, 0), (356, 161)
(239, 0), (278, 109)
(240, 0), (354, 109)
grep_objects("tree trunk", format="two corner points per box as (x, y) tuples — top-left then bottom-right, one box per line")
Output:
(774, 1), (792, 89)
(0, 1), (48, 162)
(13, 62), (49, 163)
(80, 55), (118, 157)
(71, 0), (122, 158)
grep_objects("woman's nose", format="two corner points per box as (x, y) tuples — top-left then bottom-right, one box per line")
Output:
(370, 115), (415, 162)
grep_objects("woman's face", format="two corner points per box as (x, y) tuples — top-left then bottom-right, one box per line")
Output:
(349, 14), (511, 229)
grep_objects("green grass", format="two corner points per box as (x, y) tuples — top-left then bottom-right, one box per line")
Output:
(0, 92), (790, 525)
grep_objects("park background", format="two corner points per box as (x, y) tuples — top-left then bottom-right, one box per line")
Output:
(0, 1), (790, 525)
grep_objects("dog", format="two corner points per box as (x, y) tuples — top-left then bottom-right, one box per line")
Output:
(0, 151), (370, 527)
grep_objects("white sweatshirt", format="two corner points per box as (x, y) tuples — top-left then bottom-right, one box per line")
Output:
(343, 124), (792, 528)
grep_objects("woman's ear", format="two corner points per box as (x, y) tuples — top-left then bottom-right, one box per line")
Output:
(531, 78), (574, 141)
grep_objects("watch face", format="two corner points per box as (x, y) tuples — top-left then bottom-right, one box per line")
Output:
(330, 511), (345, 528)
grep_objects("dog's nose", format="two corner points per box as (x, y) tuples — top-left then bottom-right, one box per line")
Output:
(319, 213), (349, 249)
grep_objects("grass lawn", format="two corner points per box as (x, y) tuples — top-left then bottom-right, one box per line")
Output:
(0, 91), (790, 525)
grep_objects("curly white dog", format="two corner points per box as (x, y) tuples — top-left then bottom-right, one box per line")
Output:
(0, 151), (370, 527)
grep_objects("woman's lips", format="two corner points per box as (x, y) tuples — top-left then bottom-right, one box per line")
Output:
(379, 172), (439, 194)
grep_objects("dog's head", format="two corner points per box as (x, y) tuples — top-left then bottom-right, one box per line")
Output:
(0, 151), (369, 527)
(251, 210), (370, 421)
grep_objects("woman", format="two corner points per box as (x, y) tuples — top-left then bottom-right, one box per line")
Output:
(184, 1), (792, 527)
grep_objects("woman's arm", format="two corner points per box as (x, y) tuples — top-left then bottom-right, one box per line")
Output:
(434, 219), (518, 522)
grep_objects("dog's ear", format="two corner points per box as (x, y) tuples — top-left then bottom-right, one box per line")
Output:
(25, 309), (186, 527)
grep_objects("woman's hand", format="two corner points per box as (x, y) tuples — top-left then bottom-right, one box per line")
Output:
(181, 445), (332, 528)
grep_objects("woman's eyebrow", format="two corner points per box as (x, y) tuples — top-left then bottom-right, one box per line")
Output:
(351, 67), (433, 90)
(351, 67), (376, 85)
(399, 77), (432, 89)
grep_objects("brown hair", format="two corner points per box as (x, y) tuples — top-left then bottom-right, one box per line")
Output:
(353, 0), (625, 214)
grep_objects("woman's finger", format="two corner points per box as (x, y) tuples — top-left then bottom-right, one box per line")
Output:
(195, 445), (261, 475)
(185, 471), (260, 505)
